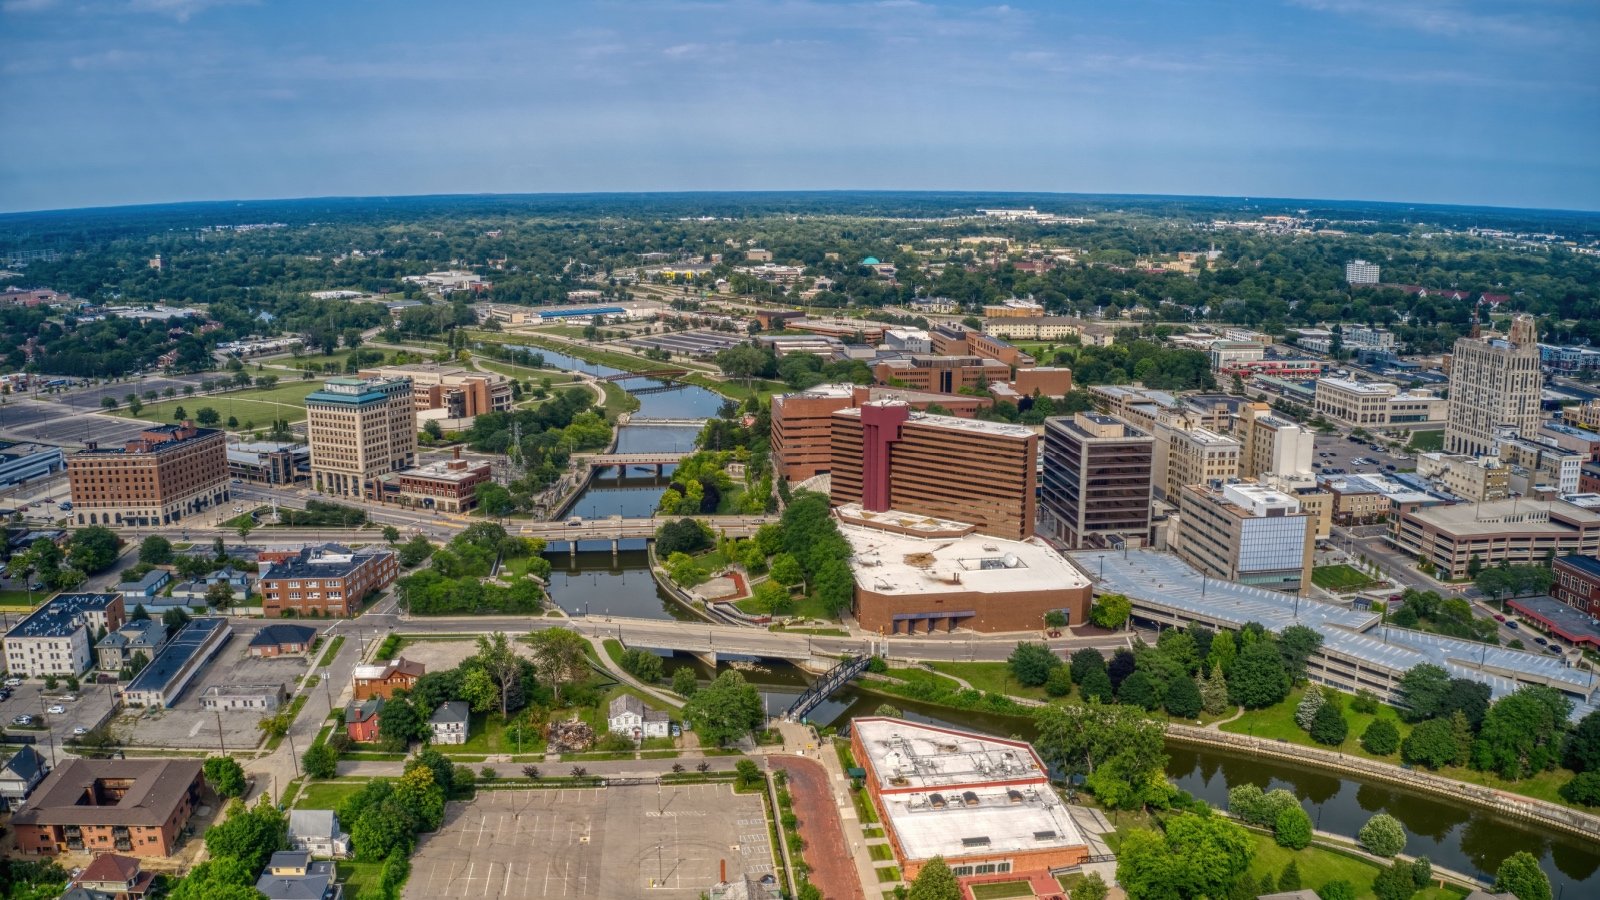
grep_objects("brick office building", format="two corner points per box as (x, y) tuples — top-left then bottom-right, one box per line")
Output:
(1552, 554), (1600, 614)
(829, 401), (1036, 541)
(67, 424), (228, 527)
(257, 544), (398, 618)
(10, 759), (204, 858)
(393, 449), (492, 512)
(771, 384), (992, 483)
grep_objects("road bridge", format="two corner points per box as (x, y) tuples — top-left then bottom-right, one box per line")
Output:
(580, 452), (694, 476)
(520, 514), (776, 552)
(622, 417), (710, 427)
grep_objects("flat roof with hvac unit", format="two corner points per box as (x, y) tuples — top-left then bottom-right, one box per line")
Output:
(849, 717), (1088, 882)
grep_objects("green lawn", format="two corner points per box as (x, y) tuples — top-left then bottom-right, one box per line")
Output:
(1247, 833), (1384, 899)
(1406, 430), (1445, 452)
(601, 382), (641, 417)
(1220, 686), (1581, 807)
(867, 844), (894, 861)
(294, 780), (368, 810)
(1312, 564), (1381, 591)
(111, 380), (322, 427)
(314, 636), (345, 669)
(445, 711), (547, 756)
(925, 660), (1048, 701)
(0, 590), (44, 608)
(336, 861), (385, 897)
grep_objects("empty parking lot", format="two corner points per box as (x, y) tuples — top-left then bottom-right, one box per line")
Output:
(407, 783), (774, 899)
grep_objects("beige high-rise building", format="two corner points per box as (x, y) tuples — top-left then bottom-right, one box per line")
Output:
(1153, 422), (1240, 501)
(306, 376), (417, 499)
(1236, 403), (1315, 480)
(1445, 315), (1542, 456)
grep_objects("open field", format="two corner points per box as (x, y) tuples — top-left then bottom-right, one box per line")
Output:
(405, 783), (772, 899)
(109, 381), (321, 426)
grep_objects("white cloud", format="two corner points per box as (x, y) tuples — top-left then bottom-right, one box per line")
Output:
(2, 0), (62, 13)
(1289, 0), (1572, 44)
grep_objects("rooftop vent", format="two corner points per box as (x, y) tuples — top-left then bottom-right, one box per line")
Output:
(1034, 831), (1058, 841)
(961, 837), (991, 848)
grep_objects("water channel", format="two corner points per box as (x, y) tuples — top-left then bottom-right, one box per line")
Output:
(530, 345), (1599, 893)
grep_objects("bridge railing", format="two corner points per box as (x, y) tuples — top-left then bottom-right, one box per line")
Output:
(785, 654), (870, 721)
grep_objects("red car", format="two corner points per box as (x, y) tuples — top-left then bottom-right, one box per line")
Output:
(1493, 614), (1507, 623)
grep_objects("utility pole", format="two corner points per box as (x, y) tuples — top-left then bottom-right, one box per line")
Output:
(215, 710), (226, 754)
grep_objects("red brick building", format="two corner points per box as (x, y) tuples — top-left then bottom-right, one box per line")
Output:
(257, 544), (398, 618)
(1552, 554), (1600, 614)
(394, 451), (492, 513)
(345, 697), (384, 743)
(352, 657), (424, 700)
(10, 759), (203, 858)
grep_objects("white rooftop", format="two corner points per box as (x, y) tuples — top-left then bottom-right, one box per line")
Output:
(1320, 377), (1397, 395)
(835, 404), (1036, 439)
(853, 718), (1085, 863)
(838, 510), (1091, 596)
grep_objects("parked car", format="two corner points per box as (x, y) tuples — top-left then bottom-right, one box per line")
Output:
(1385, 464), (1397, 471)
(1547, 645), (1564, 655)
(1534, 637), (1549, 646)
(46, 704), (65, 714)
(72, 726), (89, 736)
(1507, 620), (1520, 630)
(3, 677), (22, 687)
(11, 714), (33, 726)
(61, 693), (78, 702)
(1494, 614), (1507, 622)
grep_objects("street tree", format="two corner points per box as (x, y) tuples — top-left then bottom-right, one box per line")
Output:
(682, 669), (763, 746)
(525, 627), (590, 705)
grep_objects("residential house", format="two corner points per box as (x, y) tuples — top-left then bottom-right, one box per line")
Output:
(249, 624), (317, 658)
(0, 745), (48, 811)
(607, 694), (670, 740)
(62, 853), (156, 900)
(344, 697), (383, 744)
(288, 809), (351, 859)
(351, 658), (424, 700)
(95, 619), (167, 672)
(168, 567), (252, 605)
(430, 701), (469, 745)
(255, 850), (340, 900)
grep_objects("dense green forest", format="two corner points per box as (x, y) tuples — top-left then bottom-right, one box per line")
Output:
(3, 192), (1599, 376)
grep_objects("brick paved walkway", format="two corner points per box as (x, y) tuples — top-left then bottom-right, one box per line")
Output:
(773, 757), (865, 900)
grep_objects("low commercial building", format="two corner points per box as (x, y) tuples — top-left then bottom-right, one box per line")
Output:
(67, 424), (229, 527)
(258, 544), (398, 618)
(1208, 341), (1265, 369)
(1322, 473), (1445, 525)
(1313, 378), (1445, 429)
(249, 624), (317, 657)
(1508, 595), (1600, 651)
(1040, 413), (1155, 549)
(3, 593), (125, 677)
(839, 505), (1093, 633)
(830, 402), (1037, 541)
(1389, 498), (1600, 579)
(10, 758), (204, 858)
(1538, 420), (1600, 463)
(359, 362), (513, 422)
(352, 657), (425, 700)
(851, 717), (1088, 882)
(227, 440), (309, 485)
(1416, 453), (1510, 502)
(121, 617), (231, 708)
(874, 355), (1011, 395)
(1175, 480), (1314, 594)
(200, 682), (288, 711)
(393, 452), (492, 512)
(1551, 554), (1600, 615)
(0, 441), (65, 487)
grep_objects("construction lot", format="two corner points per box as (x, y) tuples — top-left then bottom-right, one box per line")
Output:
(406, 783), (775, 899)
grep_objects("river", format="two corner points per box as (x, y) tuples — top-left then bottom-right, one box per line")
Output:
(656, 656), (1599, 894)
(526, 342), (1599, 891)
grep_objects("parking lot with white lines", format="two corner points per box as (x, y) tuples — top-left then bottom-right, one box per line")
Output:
(406, 783), (773, 899)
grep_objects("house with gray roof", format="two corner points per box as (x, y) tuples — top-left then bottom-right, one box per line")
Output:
(0, 745), (48, 811)
(288, 809), (350, 859)
(429, 701), (470, 745)
(256, 850), (339, 900)
(96, 618), (168, 671)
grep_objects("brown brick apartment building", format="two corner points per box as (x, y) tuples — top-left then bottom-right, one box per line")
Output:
(67, 424), (228, 527)
(11, 759), (203, 858)
(257, 544), (398, 618)
(771, 385), (992, 483)
(393, 451), (492, 512)
(829, 401), (1036, 541)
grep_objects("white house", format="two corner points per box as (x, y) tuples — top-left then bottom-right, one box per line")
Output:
(430, 701), (469, 745)
(288, 809), (351, 859)
(608, 694), (670, 740)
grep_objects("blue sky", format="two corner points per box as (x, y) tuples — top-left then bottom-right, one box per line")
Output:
(1, 0), (1596, 212)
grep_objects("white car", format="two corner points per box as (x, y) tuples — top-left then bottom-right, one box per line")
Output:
(72, 726), (89, 736)
(2, 677), (22, 687)
(46, 704), (65, 714)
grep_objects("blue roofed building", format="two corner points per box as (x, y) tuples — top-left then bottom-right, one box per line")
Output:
(2, 592), (125, 676)
(121, 617), (231, 708)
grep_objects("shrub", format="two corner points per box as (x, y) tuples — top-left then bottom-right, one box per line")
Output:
(1273, 805), (1313, 850)
(1309, 702), (1349, 746)
(1559, 771), (1600, 806)
(1358, 813), (1406, 858)
(1045, 666), (1073, 698)
(1361, 719), (1401, 756)
(1318, 881), (1356, 900)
